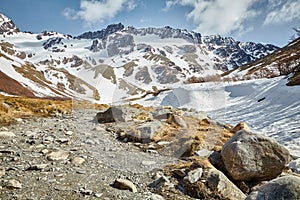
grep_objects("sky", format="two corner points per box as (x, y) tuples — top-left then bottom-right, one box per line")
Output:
(0, 0), (299, 47)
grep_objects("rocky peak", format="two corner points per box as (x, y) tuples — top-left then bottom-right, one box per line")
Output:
(0, 13), (19, 34)
(76, 23), (124, 40)
(125, 25), (202, 44)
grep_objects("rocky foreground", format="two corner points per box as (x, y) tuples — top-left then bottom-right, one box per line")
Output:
(1, 105), (300, 200)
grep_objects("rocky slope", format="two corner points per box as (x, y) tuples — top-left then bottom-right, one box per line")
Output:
(1, 105), (299, 199)
(0, 12), (278, 102)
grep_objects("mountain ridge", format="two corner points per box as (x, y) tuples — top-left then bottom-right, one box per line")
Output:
(0, 12), (282, 102)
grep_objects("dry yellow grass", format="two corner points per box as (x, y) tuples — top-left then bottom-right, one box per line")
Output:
(0, 95), (73, 125)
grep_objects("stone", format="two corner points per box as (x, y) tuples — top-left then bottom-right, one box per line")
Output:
(46, 151), (69, 161)
(168, 114), (187, 128)
(136, 121), (162, 143)
(6, 179), (22, 189)
(288, 158), (300, 174)
(151, 108), (172, 120)
(231, 122), (251, 133)
(186, 168), (203, 184)
(195, 149), (213, 158)
(149, 176), (170, 190)
(79, 188), (93, 195)
(95, 105), (143, 123)
(246, 175), (300, 200)
(147, 193), (165, 200)
(205, 167), (247, 200)
(65, 131), (73, 135)
(221, 130), (290, 181)
(26, 164), (48, 171)
(72, 157), (86, 165)
(113, 179), (137, 193)
(141, 160), (156, 166)
(0, 131), (15, 138)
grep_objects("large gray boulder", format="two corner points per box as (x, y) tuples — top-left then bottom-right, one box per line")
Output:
(95, 105), (146, 123)
(221, 130), (290, 181)
(246, 175), (300, 200)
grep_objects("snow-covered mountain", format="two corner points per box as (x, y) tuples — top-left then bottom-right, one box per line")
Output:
(0, 12), (279, 103)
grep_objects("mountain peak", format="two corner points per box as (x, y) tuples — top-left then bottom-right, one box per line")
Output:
(0, 12), (19, 34)
(76, 23), (124, 40)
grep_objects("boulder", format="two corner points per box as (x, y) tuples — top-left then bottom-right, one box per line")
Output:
(137, 121), (163, 143)
(204, 167), (247, 200)
(95, 105), (144, 123)
(246, 175), (300, 200)
(221, 130), (290, 181)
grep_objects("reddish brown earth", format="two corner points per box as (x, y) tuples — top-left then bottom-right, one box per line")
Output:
(0, 70), (35, 97)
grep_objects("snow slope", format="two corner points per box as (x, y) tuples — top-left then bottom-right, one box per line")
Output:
(134, 77), (300, 157)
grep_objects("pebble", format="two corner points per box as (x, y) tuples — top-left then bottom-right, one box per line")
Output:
(141, 161), (156, 166)
(187, 168), (203, 184)
(113, 179), (138, 193)
(27, 164), (48, 171)
(65, 131), (73, 136)
(6, 179), (22, 189)
(72, 157), (86, 165)
(46, 151), (69, 161)
(0, 131), (16, 138)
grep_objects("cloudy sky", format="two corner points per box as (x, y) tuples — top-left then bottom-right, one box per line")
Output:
(0, 0), (299, 46)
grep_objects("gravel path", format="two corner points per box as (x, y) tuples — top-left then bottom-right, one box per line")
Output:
(0, 109), (180, 200)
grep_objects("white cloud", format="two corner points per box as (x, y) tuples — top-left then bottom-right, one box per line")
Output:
(63, 0), (137, 25)
(264, 1), (300, 25)
(164, 0), (259, 35)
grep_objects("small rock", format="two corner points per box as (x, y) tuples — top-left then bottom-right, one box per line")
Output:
(0, 131), (15, 138)
(94, 193), (103, 198)
(41, 149), (49, 155)
(147, 193), (165, 200)
(46, 151), (69, 161)
(26, 164), (48, 171)
(79, 188), (93, 195)
(6, 179), (22, 189)
(113, 179), (137, 193)
(149, 176), (170, 190)
(56, 138), (69, 144)
(72, 157), (86, 165)
(141, 161), (156, 166)
(0, 167), (5, 178)
(16, 118), (23, 123)
(65, 131), (73, 135)
(231, 122), (251, 133)
(195, 149), (213, 158)
(187, 168), (203, 184)
(157, 141), (170, 146)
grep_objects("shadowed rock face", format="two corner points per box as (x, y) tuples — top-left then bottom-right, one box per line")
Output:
(246, 175), (300, 200)
(221, 130), (290, 181)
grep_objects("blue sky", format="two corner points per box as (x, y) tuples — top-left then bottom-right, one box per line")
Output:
(0, 0), (299, 47)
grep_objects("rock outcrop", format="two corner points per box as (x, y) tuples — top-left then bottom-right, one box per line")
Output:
(221, 130), (290, 181)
